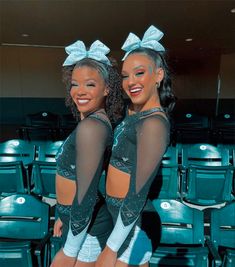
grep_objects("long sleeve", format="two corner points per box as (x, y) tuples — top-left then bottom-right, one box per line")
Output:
(107, 115), (169, 252)
(63, 117), (111, 257)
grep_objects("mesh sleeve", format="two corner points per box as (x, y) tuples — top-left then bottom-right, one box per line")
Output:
(107, 115), (169, 252)
(63, 117), (110, 257)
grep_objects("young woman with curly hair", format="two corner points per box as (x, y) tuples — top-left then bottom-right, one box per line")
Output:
(51, 40), (124, 267)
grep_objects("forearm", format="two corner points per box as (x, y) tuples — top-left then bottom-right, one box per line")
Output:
(106, 212), (137, 252)
(63, 223), (90, 257)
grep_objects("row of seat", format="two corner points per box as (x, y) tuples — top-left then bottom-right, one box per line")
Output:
(0, 194), (234, 267)
(0, 139), (235, 266)
(0, 139), (60, 266)
(14, 111), (235, 143)
(1, 139), (235, 206)
(150, 199), (235, 267)
(0, 194), (51, 267)
(0, 139), (63, 198)
(152, 143), (235, 209)
(19, 110), (235, 131)
(171, 112), (235, 144)
(17, 112), (77, 141)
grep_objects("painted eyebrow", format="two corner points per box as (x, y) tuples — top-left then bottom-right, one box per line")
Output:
(133, 65), (145, 70)
(85, 79), (97, 82)
(71, 78), (97, 82)
(121, 65), (145, 74)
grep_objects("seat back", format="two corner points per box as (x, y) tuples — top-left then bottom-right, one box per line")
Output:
(211, 201), (235, 249)
(150, 199), (208, 267)
(0, 161), (26, 196)
(172, 113), (210, 144)
(31, 162), (57, 198)
(149, 146), (180, 199)
(0, 139), (35, 166)
(36, 141), (63, 162)
(0, 140), (35, 196)
(31, 141), (63, 198)
(26, 111), (59, 128)
(0, 194), (50, 267)
(181, 144), (234, 206)
(0, 194), (49, 239)
(211, 113), (235, 144)
(0, 241), (32, 267)
(59, 114), (77, 139)
(182, 143), (229, 167)
(233, 149), (235, 196)
(210, 201), (235, 267)
(19, 111), (60, 141)
(152, 199), (205, 245)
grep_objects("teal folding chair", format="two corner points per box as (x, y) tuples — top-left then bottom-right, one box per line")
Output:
(181, 143), (234, 207)
(210, 201), (235, 267)
(149, 145), (180, 200)
(0, 194), (50, 267)
(0, 139), (36, 196)
(150, 199), (221, 267)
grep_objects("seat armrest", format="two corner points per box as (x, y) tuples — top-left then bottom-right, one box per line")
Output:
(34, 231), (52, 267)
(205, 235), (222, 267)
(178, 164), (187, 196)
(34, 231), (52, 256)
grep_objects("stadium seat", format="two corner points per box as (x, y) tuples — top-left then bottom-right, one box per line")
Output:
(18, 111), (60, 141)
(59, 113), (77, 139)
(31, 141), (63, 198)
(181, 143), (234, 207)
(35, 140), (63, 162)
(0, 161), (26, 197)
(0, 139), (35, 166)
(0, 194), (50, 267)
(210, 201), (235, 267)
(0, 139), (35, 196)
(31, 161), (57, 199)
(172, 113), (210, 144)
(149, 145), (180, 199)
(150, 199), (219, 267)
(211, 113), (235, 144)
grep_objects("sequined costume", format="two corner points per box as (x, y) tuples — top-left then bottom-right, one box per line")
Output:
(106, 107), (170, 253)
(56, 110), (113, 257)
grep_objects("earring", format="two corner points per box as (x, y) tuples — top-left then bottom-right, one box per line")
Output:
(156, 82), (160, 89)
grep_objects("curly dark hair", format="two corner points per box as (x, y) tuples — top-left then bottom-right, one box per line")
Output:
(127, 48), (176, 114)
(62, 57), (125, 125)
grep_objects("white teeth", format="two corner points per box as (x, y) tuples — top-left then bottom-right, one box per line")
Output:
(78, 99), (89, 104)
(130, 88), (142, 93)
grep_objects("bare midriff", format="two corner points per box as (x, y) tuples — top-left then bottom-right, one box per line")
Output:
(56, 174), (76, 205)
(106, 164), (130, 198)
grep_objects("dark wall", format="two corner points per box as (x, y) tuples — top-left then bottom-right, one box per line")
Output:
(0, 97), (69, 124)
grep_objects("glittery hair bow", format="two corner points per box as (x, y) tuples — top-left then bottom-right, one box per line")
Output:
(63, 39), (111, 66)
(121, 25), (165, 60)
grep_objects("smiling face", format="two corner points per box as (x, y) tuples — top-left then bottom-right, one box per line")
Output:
(70, 66), (108, 118)
(121, 53), (164, 111)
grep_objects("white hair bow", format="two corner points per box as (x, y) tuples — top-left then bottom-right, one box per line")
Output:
(121, 25), (165, 60)
(63, 40), (111, 66)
